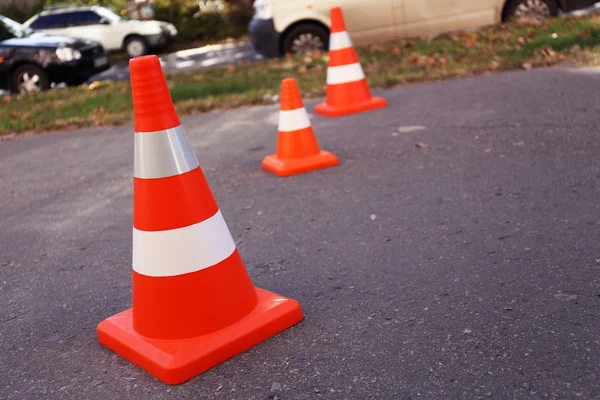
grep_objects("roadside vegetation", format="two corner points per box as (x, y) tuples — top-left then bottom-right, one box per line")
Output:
(3, 14), (600, 136)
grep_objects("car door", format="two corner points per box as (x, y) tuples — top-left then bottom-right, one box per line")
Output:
(63, 11), (118, 51)
(396, 0), (500, 38)
(326, 0), (398, 45)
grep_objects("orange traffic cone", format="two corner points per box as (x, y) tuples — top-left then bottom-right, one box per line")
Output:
(262, 78), (339, 176)
(97, 55), (304, 385)
(315, 7), (387, 117)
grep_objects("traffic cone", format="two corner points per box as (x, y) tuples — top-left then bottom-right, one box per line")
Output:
(262, 78), (339, 176)
(97, 55), (303, 385)
(315, 7), (387, 117)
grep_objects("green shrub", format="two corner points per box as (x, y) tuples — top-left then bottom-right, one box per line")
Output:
(153, 0), (247, 42)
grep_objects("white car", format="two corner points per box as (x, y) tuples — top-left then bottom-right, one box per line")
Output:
(23, 5), (178, 58)
(250, 0), (599, 57)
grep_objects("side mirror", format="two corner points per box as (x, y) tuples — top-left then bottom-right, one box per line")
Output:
(99, 18), (110, 25)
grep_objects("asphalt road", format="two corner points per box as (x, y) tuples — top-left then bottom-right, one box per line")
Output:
(92, 42), (263, 82)
(2, 66), (600, 399)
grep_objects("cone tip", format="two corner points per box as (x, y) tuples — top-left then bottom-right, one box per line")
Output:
(281, 78), (298, 88)
(130, 55), (181, 133)
(280, 78), (303, 111)
(330, 7), (346, 33)
(129, 54), (160, 70)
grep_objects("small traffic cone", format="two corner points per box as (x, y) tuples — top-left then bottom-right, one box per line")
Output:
(315, 7), (387, 117)
(97, 55), (303, 385)
(262, 78), (339, 176)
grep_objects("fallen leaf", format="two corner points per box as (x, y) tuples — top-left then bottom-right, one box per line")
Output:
(10, 111), (18, 119)
(297, 65), (308, 74)
(517, 16), (542, 26)
(466, 33), (480, 47)
(392, 46), (401, 55)
(370, 214), (377, 221)
(504, 307), (513, 311)
(489, 61), (500, 71)
(578, 31), (590, 37)
(463, 329), (472, 334)
(415, 142), (428, 149)
(227, 65), (236, 72)
(416, 55), (428, 66)
(484, 148), (492, 153)
(522, 62), (533, 70)
(517, 36), (526, 45)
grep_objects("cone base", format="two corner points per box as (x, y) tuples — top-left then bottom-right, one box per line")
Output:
(262, 151), (339, 177)
(97, 287), (303, 385)
(314, 96), (387, 118)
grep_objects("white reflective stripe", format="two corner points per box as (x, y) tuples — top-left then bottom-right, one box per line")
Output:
(327, 63), (365, 84)
(278, 108), (311, 132)
(132, 210), (236, 277)
(329, 31), (352, 51)
(134, 125), (199, 179)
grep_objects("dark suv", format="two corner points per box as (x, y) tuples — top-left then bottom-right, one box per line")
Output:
(0, 15), (111, 94)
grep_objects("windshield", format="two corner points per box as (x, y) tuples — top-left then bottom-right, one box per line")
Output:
(0, 16), (31, 38)
(94, 7), (122, 23)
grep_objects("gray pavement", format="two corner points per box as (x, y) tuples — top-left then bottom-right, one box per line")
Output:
(1, 66), (600, 399)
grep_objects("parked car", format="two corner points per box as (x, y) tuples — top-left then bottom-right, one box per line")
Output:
(23, 5), (178, 58)
(250, 0), (599, 57)
(0, 15), (110, 94)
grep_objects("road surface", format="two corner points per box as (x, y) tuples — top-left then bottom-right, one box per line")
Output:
(1, 66), (600, 399)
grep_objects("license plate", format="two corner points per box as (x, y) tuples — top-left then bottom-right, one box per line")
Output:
(94, 56), (108, 68)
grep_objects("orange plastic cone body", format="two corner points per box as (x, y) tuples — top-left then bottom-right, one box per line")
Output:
(315, 7), (387, 117)
(96, 55), (303, 384)
(262, 78), (339, 176)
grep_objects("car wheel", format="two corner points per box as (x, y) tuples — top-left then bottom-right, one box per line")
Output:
(10, 64), (50, 95)
(503, 0), (558, 21)
(125, 36), (150, 58)
(282, 23), (329, 55)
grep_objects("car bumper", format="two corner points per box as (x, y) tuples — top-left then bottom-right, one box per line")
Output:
(249, 18), (281, 58)
(48, 55), (111, 84)
(146, 32), (176, 49)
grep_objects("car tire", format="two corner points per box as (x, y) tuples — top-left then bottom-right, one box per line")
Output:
(503, 0), (558, 21)
(124, 35), (150, 58)
(281, 23), (329, 55)
(10, 64), (50, 94)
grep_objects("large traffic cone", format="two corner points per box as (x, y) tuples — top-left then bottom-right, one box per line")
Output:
(315, 7), (387, 117)
(262, 78), (339, 176)
(97, 55), (303, 385)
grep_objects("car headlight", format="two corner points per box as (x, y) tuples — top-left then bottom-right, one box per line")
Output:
(254, 0), (273, 20)
(56, 47), (82, 62)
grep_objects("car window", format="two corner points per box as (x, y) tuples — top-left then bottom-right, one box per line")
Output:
(30, 14), (68, 29)
(68, 11), (102, 27)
